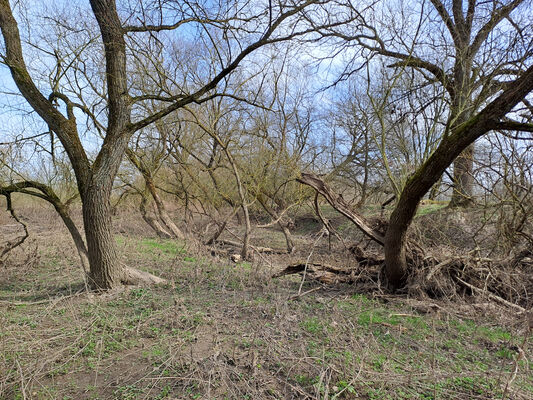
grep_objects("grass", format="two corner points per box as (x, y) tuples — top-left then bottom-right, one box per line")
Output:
(1, 224), (532, 399)
(417, 203), (448, 216)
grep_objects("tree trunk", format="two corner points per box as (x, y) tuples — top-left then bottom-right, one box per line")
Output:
(280, 224), (295, 254)
(82, 185), (124, 290)
(383, 60), (533, 288)
(449, 144), (475, 207)
(145, 178), (185, 239)
(139, 189), (173, 238)
(256, 194), (295, 253)
(428, 175), (442, 201)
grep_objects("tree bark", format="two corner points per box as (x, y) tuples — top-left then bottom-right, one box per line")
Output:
(384, 63), (533, 288)
(82, 184), (123, 289)
(449, 144), (475, 206)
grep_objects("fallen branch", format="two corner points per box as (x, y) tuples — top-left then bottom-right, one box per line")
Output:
(0, 193), (29, 261)
(455, 277), (526, 313)
(297, 173), (385, 245)
(273, 262), (357, 284)
(289, 287), (321, 300)
(212, 239), (286, 254)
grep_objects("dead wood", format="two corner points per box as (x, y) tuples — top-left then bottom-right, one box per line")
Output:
(455, 277), (526, 313)
(407, 250), (533, 309)
(349, 245), (384, 266)
(297, 173), (385, 245)
(314, 192), (344, 250)
(273, 243), (531, 311)
(273, 262), (358, 284)
(212, 239), (287, 254)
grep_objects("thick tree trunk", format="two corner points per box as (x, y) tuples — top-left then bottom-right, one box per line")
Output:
(82, 185), (124, 290)
(449, 144), (475, 207)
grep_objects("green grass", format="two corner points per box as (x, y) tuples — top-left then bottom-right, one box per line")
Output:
(138, 238), (186, 256)
(115, 235), (186, 259)
(2, 230), (532, 400)
(417, 203), (448, 216)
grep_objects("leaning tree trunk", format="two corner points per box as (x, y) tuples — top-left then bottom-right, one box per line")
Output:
(384, 60), (533, 288)
(145, 177), (185, 239)
(139, 189), (173, 239)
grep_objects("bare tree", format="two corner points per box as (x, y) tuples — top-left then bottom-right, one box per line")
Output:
(0, 0), (330, 289)
(305, 0), (533, 287)
(314, 0), (531, 206)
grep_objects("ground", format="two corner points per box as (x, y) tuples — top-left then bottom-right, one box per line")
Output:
(0, 203), (532, 399)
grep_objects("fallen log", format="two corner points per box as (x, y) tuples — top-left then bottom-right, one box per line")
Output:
(273, 262), (358, 284)
(212, 239), (287, 254)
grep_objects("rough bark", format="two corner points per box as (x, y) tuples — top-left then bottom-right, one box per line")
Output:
(384, 63), (533, 288)
(82, 184), (123, 289)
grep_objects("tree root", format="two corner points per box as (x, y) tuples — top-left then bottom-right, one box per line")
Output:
(122, 266), (167, 286)
(274, 245), (533, 311)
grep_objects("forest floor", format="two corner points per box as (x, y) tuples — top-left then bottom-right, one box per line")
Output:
(0, 203), (532, 399)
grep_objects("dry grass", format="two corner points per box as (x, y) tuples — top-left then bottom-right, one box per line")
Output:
(1, 207), (532, 399)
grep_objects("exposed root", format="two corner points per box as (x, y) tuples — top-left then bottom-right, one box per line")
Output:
(274, 243), (533, 311)
(122, 266), (167, 286)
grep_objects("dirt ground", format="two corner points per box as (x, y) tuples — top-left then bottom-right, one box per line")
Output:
(1, 203), (532, 399)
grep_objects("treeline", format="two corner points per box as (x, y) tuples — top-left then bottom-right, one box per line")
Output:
(1, 0), (531, 290)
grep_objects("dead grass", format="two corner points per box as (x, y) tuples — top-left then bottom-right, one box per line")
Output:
(1, 209), (532, 399)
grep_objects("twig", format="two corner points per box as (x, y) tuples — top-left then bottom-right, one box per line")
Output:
(0, 291), (85, 306)
(298, 230), (325, 296)
(289, 287), (321, 300)
(0, 193), (29, 261)
(455, 277), (526, 312)
(15, 358), (27, 400)
(502, 322), (530, 400)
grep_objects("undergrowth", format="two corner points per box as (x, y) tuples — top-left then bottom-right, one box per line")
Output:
(1, 227), (532, 399)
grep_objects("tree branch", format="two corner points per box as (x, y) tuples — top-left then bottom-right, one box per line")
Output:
(128, 0), (320, 133)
